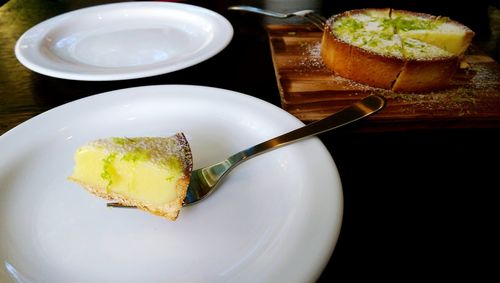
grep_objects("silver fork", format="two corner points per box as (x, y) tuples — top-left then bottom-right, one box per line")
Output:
(228, 5), (327, 31)
(108, 95), (384, 208)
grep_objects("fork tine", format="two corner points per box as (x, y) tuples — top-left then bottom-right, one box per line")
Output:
(317, 14), (328, 22)
(107, 202), (135, 208)
(308, 12), (327, 22)
(303, 12), (326, 31)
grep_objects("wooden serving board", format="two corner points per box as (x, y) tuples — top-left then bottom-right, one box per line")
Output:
(267, 24), (500, 131)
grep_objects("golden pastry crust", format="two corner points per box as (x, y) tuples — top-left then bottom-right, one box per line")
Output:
(348, 44), (405, 89)
(69, 175), (189, 220)
(321, 16), (405, 90)
(392, 57), (459, 92)
(320, 27), (352, 80)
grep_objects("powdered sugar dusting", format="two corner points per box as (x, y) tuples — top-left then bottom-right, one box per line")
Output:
(298, 41), (324, 69)
(328, 73), (378, 90)
(88, 134), (193, 174)
(382, 64), (500, 113)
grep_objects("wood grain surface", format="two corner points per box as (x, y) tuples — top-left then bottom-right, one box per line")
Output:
(267, 24), (500, 131)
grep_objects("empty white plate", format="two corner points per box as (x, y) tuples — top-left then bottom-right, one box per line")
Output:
(0, 85), (343, 282)
(14, 2), (233, 80)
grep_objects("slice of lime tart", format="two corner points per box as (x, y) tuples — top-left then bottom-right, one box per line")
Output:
(392, 10), (474, 55)
(69, 133), (193, 221)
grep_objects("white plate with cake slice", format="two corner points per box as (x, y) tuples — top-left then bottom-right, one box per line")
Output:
(15, 2), (233, 81)
(0, 85), (342, 282)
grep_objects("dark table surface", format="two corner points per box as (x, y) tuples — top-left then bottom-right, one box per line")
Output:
(1, 0), (498, 281)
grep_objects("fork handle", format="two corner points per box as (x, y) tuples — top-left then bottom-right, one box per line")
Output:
(228, 5), (289, 18)
(235, 95), (385, 163)
(198, 95), (384, 194)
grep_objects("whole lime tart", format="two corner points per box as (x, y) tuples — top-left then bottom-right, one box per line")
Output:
(320, 8), (475, 92)
(69, 133), (193, 221)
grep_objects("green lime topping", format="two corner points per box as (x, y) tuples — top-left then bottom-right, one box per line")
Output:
(164, 156), (182, 172)
(335, 17), (364, 34)
(101, 153), (117, 188)
(122, 149), (150, 163)
(332, 10), (450, 55)
(112, 137), (128, 146)
(390, 16), (438, 32)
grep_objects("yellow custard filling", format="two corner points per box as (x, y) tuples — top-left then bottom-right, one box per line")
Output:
(399, 29), (472, 55)
(71, 146), (182, 206)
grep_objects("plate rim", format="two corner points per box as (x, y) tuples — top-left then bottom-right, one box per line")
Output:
(0, 85), (343, 282)
(14, 2), (234, 81)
